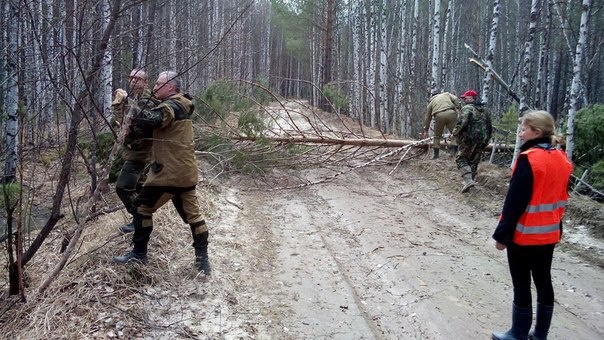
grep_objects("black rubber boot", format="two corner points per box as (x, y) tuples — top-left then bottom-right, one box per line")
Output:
(195, 245), (211, 274)
(528, 304), (554, 340)
(492, 304), (533, 340)
(118, 222), (135, 234)
(432, 148), (440, 159)
(115, 217), (151, 264)
(191, 225), (211, 274)
(114, 249), (147, 264)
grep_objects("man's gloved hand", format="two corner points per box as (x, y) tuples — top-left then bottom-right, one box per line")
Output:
(137, 98), (156, 110)
(112, 88), (128, 105)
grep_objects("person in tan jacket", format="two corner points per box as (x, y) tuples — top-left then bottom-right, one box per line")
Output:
(114, 71), (211, 275)
(422, 92), (462, 159)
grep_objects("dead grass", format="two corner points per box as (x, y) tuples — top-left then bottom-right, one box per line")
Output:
(0, 181), (219, 339)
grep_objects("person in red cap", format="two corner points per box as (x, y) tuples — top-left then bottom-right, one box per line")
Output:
(422, 92), (463, 159)
(452, 90), (492, 192)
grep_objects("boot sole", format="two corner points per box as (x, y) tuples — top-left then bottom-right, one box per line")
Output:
(114, 256), (148, 264)
(461, 183), (476, 193)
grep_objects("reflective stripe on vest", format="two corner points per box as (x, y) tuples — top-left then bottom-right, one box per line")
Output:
(512, 147), (572, 245)
(525, 200), (567, 213)
(516, 222), (560, 234)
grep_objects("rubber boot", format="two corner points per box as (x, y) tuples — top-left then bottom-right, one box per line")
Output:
(528, 304), (554, 340)
(432, 148), (440, 159)
(449, 145), (459, 155)
(118, 221), (135, 234)
(192, 224), (211, 274)
(460, 165), (476, 193)
(492, 304), (532, 340)
(195, 245), (211, 274)
(115, 216), (151, 264)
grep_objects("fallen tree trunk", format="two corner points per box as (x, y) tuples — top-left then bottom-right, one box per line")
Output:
(235, 135), (514, 151)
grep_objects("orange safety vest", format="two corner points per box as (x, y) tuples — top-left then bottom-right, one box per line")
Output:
(512, 146), (573, 245)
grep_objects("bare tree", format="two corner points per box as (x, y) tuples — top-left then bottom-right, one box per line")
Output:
(565, 0), (592, 161)
(429, 0), (441, 95)
(512, 0), (541, 166)
(482, 0), (501, 105)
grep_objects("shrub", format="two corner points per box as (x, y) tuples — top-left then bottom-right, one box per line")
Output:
(573, 104), (604, 167)
(322, 84), (349, 114)
(78, 131), (121, 182)
(195, 80), (274, 124)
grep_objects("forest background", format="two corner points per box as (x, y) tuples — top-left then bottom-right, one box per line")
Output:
(0, 0), (603, 298)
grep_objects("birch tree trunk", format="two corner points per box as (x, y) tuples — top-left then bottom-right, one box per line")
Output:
(3, 0), (19, 183)
(512, 0), (541, 166)
(429, 0), (441, 95)
(100, 0), (113, 124)
(408, 0), (419, 135)
(351, 2), (362, 120)
(366, 2), (376, 128)
(440, 0), (452, 90)
(535, 1), (552, 110)
(395, 0), (408, 136)
(482, 0), (500, 105)
(565, 0), (592, 161)
(378, 1), (388, 133)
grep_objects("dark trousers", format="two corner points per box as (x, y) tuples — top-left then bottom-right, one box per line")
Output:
(115, 160), (147, 215)
(506, 243), (556, 308)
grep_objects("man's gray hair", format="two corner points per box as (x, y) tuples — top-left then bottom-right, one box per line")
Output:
(131, 68), (147, 80)
(159, 71), (181, 91)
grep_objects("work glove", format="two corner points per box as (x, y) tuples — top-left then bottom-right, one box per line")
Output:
(112, 88), (128, 105)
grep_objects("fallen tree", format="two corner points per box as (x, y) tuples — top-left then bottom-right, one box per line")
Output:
(235, 134), (515, 152)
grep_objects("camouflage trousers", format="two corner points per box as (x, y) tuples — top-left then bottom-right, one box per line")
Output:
(455, 142), (487, 178)
(116, 160), (149, 216)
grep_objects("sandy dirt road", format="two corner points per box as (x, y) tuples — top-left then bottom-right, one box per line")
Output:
(203, 161), (604, 340)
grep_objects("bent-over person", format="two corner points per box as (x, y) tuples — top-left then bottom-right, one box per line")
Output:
(422, 92), (462, 159)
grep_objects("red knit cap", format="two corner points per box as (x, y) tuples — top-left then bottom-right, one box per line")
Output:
(460, 90), (478, 98)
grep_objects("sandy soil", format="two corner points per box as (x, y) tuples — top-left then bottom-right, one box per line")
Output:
(197, 159), (603, 340)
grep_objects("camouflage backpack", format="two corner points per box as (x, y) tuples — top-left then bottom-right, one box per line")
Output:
(461, 103), (492, 145)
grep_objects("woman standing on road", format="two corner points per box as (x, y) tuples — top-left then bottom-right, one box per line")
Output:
(491, 111), (573, 340)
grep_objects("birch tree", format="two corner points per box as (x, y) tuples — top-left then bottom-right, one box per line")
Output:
(512, 0), (541, 166)
(565, 0), (592, 161)
(3, 0), (19, 184)
(429, 0), (441, 95)
(481, 0), (500, 105)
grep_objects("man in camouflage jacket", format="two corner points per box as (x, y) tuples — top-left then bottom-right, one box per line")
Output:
(453, 90), (492, 193)
(114, 71), (211, 275)
(112, 68), (158, 233)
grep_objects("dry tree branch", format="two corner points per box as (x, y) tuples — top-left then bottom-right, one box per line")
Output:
(245, 139), (428, 191)
(464, 43), (522, 104)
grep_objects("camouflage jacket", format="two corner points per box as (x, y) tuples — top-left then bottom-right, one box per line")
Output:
(112, 89), (159, 162)
(133, 93), (198, 188)
(453, 102), (492, 146)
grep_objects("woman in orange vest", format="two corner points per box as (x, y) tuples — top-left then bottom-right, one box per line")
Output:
(491, 111), (573, 340)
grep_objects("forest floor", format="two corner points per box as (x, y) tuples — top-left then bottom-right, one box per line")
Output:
(1, 101), (603, 339)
